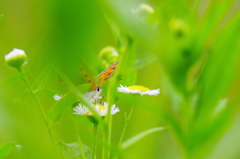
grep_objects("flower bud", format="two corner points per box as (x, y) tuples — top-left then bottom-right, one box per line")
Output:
(169, 19), (189, 38)
(5, 48), (27, 69)
(99, 46), (119, 66)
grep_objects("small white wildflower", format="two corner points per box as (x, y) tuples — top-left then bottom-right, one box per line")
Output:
(117, 85), (160, 96)
(53, 94), (62, 101)
(73, 102), (120, 116)
(5, 48), (27, 69)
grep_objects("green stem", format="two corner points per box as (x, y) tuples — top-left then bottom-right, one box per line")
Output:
(74, 116), (86, 159)
(92, 122), (98, 159)
(113, 106), (134, 159)
(118, 106), (134, 147)
(18, 67), (58, 158)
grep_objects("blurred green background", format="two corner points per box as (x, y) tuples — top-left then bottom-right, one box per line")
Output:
(0, 0), (240, 159)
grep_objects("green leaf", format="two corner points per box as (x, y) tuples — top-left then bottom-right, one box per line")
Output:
(134, 54), (157, 70)
(121, 127), (165, 149)
(197, 18), (240, 117)
(32, 64), (52, 93)
(59, 141), (92, 159)
(1, 73), (27, 86)
(48, 84), (90, 127)
(0, 143), (22, 158)
(0, 15), (3, 22)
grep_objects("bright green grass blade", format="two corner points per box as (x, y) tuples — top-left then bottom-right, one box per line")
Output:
(121, 127), (166, 149)
(0, 15), (3, 22)
(0, 143), (22, 158)
(32, 64), (52, 93)
(48, 84), (90, 127)
(59, 141), (92, 159)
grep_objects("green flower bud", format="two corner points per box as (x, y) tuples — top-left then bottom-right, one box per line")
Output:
(139, 4), (154, 14)
(5, 48), (27, 69)
(169, 19), (189, 38)
(99, 46), (119, 66)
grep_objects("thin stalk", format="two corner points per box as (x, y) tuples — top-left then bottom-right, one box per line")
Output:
(113, 106), (134, 159)
(18, 67), (58, 158)
(92, 122), (98, 159)
(118, 106), (134, 147)
(105, 85), (114, 159)
(74, 116), (86, 159)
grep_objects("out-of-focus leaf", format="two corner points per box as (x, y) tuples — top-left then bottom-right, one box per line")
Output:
(121, 127), (165, 149)
(113, 35), (137, 88)
(48, 84), (90, 127)
(197, 18), (240, 117)
(59, 141), (92, 159)
(1, 72), (28, 86)
(199, 0), (234, 38)
(213, 98), (228, 115)
(134, 54), (158, 70)
(32, 64), (52, 93)
(0, 143), (22, 158)
(101, 0), (160, 50)
(0, 15), (3, 21)
(189, 103), (235, 159)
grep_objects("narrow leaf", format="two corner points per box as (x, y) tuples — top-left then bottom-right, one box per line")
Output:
(134, 54), (157, 70)
(32, 64), (52, 92)
(121, 127), (165, 149)
(59, 141), (92, 159)
(48, 84), (90, 127)
(0, 143), (22, 158)
(197, 18), (240, 117)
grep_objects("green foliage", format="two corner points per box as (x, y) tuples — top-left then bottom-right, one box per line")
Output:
(48, 84), (90, 127)
(1, 0), (240, 159)
(59, 141), (92, 159)
(32, 64), (53, 93)
(121, 127), (165, 149)
(0, 143), (21, 158)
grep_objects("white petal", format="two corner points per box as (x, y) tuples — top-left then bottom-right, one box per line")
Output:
(5, 48), (26, 60)
(117, 85), (141, 94)
(140, 89), (160, 95)
(53, 94), (62, 101)
(111, 104), (120, 115)
(73, 103), (89, 115)
(117, 85), (129, 93)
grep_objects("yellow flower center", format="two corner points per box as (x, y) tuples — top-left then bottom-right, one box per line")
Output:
(94, 104), (106, 111)
(127, 85), (149, 92)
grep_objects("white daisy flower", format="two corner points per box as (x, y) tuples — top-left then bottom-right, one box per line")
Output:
(117, 85), (160, 96)
(53, 94), (62, 101)
(73, 102), (120, 116)
(5, 48), (27, 69)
